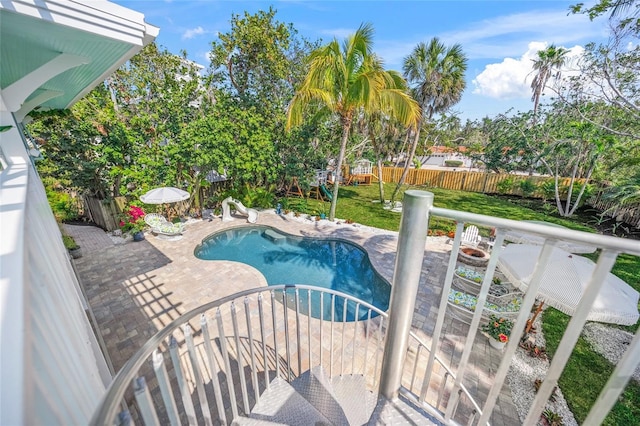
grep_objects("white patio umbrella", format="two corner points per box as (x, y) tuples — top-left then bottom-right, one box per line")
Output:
(140, 186), (190, 204)
(504, 220), (596, 254)
(140, 187), (190, 218)
(498, 244), (639, 326)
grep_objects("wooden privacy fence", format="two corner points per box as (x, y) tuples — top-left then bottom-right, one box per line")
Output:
(376, 166), (580, 196)
(587, 192), (640, 228)
(83, 196), (127, 231)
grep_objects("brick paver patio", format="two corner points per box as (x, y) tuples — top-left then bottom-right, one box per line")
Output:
(66, 211), (520, 425)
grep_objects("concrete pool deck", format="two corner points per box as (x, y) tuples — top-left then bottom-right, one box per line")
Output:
(66, 210), (520, 425)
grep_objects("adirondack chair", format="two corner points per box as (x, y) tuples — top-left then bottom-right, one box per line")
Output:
(461, 225), (482, 247)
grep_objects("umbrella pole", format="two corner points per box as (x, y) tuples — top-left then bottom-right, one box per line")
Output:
(525, 301), (545, 335)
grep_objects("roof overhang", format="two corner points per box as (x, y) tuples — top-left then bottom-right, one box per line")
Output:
(0, 0), (159, 119)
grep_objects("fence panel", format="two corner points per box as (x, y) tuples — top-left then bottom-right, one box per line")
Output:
(83, 196), (126, 231)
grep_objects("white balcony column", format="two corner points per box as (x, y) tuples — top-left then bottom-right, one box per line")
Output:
(379, 190), (433, 399)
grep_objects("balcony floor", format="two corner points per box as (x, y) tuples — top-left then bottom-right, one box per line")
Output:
(67, 211), (520, 425)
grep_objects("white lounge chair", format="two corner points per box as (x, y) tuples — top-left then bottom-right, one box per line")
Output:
(461, 225), (482, 247)
(144, 213), (186, 236)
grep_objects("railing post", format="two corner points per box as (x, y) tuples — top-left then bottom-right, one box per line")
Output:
(379, 190), (433, 399)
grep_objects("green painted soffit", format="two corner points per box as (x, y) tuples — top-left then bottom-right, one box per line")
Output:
(1, 9), (133, 110)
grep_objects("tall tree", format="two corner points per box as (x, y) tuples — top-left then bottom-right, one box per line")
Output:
(529, 44), (568, 123)
(287, 23), (420, 221)
(391, 38), (467, 203)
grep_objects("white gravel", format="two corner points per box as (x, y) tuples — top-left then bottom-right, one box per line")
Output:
(581, 322), (640, 383)
(507, 316), (639, 425)
(507, 314), (578, 426)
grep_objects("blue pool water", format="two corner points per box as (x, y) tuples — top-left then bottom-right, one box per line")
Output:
(194, 226), (390, 320)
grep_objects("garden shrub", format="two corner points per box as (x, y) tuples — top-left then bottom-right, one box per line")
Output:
(444, 160), (463, 167)
(496, 177), (515, 194)
(519, 179), (537, 198)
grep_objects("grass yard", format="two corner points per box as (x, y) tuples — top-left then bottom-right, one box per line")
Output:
(280, 182), (640, 425)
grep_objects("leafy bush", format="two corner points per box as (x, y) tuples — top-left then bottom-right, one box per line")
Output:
(496, 177), (515, 194)
(45, 183), (79, 222)
(519, 179), (537, 198)
(444, 160), (463, 167)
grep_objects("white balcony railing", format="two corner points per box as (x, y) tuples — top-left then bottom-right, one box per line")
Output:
(90, 190), (640, 425)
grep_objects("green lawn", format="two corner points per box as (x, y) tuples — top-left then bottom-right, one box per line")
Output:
(281, 182), (640, 425)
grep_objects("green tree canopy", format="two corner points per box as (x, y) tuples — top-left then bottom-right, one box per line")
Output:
(287, 23), (420, 220)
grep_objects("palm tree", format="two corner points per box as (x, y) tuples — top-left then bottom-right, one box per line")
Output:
(287, 23), (420, 221)
(391, 38), (468, 203)
(530, 44), (568, 123)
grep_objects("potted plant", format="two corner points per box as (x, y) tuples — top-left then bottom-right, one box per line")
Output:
(119, 205), (146, 241)
(63, 235), (82, 259)
(481, 314), (513, 350)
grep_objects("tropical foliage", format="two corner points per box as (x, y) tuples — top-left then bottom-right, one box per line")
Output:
(24, 6), (639, 224)
(287, 23), (420, 220)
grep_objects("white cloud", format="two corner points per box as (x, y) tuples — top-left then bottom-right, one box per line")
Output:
(472, 42), (584, 100)
(441, 9), (602, 60)
(182, 26), (206, 40)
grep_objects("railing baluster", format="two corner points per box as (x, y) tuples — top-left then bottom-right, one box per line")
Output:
(295, 288), (302, 375)
(307, 289), (312, 369)
(436, 372), (449, 409)
(184, 324), (214, 426)
(584, 328), (640, 426)
(231, 302), (250, 413)
(270, 291), (280, 380)
(201, 314), (227, 425)
(281, 290), (292, 382)
(152, 350), (180, 426)
(373, 316), (384, 389)
(244, 297), (260, 403)
(319, 292), (324, 368)
(132, 377), (159, 425)
(330, 294), (335, 377)
(363, 309), (372, 376)
(523, 250), (620, 425)
(258, 292), (270, 389)
(341, 297), (347, 375)
(444, 228), (505, 422)
(466, 409), (477, 426)
(421, 220), (465, 402)
(410, 345), (422, 393)
(352, 303), (360, 374)
(216, 308), (238, 420)
(169, 336), (197, 425)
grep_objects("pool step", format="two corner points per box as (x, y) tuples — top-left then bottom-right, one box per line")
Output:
(262, 229), (287, 243)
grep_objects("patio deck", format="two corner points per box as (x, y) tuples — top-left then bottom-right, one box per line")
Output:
(66, 211), (520, 425)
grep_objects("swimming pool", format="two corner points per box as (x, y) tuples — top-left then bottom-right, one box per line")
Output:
(194, 225), (390, 321)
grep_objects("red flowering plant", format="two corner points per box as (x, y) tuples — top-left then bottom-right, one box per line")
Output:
(119, 205), (146, 234)
(481, 314), (514, 343)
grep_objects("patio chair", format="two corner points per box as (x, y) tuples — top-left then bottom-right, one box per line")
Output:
(461, 225), (481, 247)
(144, 213), (186, 236)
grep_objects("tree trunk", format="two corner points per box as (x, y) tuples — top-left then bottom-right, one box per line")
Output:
(394, 132), (410, 168)
(377, 158), (385, 203)
(391, 126), (420, 204)
(329, 118), (352, 221)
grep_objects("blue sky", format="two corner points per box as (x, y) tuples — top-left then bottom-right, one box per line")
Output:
(114, 1), (609, 121)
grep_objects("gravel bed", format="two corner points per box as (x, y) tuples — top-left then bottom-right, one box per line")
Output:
(507, 318), (639, 425)
(582, 322), (640, 383)
(506, 314), (578, 426)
